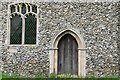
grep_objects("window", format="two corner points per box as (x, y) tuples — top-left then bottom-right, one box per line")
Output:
(9, 3), (37, 45)
(10, 14), (22, 44)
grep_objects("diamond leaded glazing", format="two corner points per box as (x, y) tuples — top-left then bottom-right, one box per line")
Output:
(9, 3), (37, 44)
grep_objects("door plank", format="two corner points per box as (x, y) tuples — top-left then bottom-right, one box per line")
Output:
(58, 34), (78, 75)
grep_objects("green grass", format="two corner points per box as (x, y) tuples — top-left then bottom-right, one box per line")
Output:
(0, 71), (2, 80)
(2, 72), (24, 78)
(1, 72), (119, 79)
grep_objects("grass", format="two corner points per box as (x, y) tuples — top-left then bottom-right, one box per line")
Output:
(0, 72), (2, 80)
(1, 72), (120, 80)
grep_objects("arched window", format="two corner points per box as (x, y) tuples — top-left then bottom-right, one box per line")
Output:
(10, 14), (22, 44)
(9, 3), (38, 45)
(25, 14), (37, 44)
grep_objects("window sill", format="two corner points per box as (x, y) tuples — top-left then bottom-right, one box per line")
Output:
(8, 44), (38, 47)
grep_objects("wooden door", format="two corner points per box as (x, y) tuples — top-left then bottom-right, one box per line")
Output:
(57, 34), (78, 75)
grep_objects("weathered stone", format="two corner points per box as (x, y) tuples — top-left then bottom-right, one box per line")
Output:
(0, 1), (119, 77)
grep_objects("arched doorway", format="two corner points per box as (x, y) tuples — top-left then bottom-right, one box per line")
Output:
(49, 29), (86, 76)
(57, 34), (78, 75)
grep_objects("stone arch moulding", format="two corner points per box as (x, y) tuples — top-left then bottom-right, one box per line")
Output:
(49, 29), (87, 77)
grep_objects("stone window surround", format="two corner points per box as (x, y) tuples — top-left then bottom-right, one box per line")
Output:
(7, 2), (39, 46)
(49, 29), (87, 76)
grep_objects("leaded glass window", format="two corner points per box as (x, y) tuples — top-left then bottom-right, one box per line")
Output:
(32, 5), (37, 13)
(22, 3), (26, 14)
(10, 5), (15, 13)
(10, 14), (22, 44)
(9, 3), (37, 45)
(25, 14), (36, 44)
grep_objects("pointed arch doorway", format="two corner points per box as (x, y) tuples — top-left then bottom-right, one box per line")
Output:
(49, 29), (86, 76)
(58, 34), (78, 75)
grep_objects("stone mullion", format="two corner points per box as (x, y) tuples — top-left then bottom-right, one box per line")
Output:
(22, 16), (25, 45)
(15, 5), (17, 12)
(30, 5), (32, 12)
(26, 4), (28, 13)
(19, 4), (22, 13)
